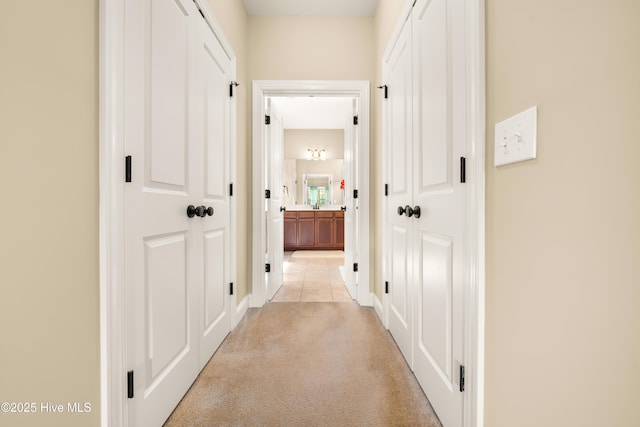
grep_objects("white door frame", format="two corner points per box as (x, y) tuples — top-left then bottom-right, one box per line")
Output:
(251, 80), (371, 308)
(380, 0), (485, 426)
(99, 1), (238, 425)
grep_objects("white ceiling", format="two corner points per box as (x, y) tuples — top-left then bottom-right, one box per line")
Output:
(242, 0), (379, 17)
(270, 97), (354, 129)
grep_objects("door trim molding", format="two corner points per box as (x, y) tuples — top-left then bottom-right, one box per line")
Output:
(251, 80), (372, 307)
(99, 1), (237, 425)
(464, 1), (486, 425)
(99, 0), (126, 424)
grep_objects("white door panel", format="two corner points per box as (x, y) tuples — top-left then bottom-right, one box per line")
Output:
(411, 0), (466, 426)
(384, 0), (467, 425)
(386, 18), (414, 366)
(266, 103), (284, 300)
(125, 0), (234, 424)
(198, 11), (232, 367)
(125, 0), (200, 425)
(343, 111), (357, 298)
(148, 0), (190, 189)
(389, 223), (412, 360)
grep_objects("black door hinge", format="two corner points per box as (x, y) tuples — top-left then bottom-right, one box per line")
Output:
(460, 365), (465, 392)
(377, 85), (388, 99)
(265, 115), (271, 125)
(127, 371), (134, 399)
(265, 263), (271, 273)
(384, 184), (389, 196)
(353, 189), (358, 199)
(385, 281), (389, 294)
(125, 156), (132, 183)
(353, 116), (359, 125)
(193, 0), (205, 20)
(229, 81), (239, 97)
(230, 183), (234, 196)
(460, 157), (466, 183)
(265, 189), (271, 199)
(230, 282), (234, 296)
(353, 263), (359, 272)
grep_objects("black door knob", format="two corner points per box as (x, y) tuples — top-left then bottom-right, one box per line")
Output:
(341, 206), (346, 212)
(397, 206), (406, 216)
(205, 207), (214, 216)
(195, 205), (206, 217)
(405, 205), (415, 217)
(412, 206), (421, 218)
(187, 205), (198, 218)
(280, 206), (286, 212)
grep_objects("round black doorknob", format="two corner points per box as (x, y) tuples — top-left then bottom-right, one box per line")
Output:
(405, 205), (414, 217)
(397, 206), (406, 216)
(341, 206), (346, 212)
(195, 205), (206, 218)
(412, 206), (421, 219)
(280, 206), (286, 212)
(187, 205), (198, 218)
(205, 207), (214, 216)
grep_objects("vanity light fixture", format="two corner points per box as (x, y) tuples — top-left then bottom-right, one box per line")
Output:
(306, 148), (327, 161)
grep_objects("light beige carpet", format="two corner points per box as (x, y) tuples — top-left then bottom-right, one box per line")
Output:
(164, 302), (442, 427)
(291, 250), (345, 258)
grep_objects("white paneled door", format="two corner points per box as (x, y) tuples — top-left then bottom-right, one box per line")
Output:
(411, 0), (466, 425)
(386, 18), (415, 365)
(265, 101), (284, 300)
(385, 0), (467, 426)
(342, 110), (357, 299)
(196, 6), (234, 369)
(124, 0), (234, 425)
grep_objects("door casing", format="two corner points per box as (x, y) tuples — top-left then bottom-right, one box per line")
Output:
(99, 1), (239, 425)
(251, 80), (371, 307)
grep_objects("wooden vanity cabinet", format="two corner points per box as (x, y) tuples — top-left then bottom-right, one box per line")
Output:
(284, 210), (344, 251)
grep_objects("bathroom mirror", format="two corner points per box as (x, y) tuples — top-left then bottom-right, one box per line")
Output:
(302, 174), (332, 206)
(282, 129), (345, 208)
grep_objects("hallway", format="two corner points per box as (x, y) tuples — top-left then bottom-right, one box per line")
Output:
(164, 301), (442, 426)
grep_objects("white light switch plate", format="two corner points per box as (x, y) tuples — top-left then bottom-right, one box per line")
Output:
(494, 106), (537, 167)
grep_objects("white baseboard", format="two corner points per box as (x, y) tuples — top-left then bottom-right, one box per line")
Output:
(233, 295), (249, 328)
(372, 293), (384, 325)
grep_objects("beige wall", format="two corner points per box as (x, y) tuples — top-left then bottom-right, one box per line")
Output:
(284, 129), (344, 160)
(206, 0), (250, 300)
(485, 0), (640, 425)
(248, 16), (374, 81)
(0, 2), (100, 427)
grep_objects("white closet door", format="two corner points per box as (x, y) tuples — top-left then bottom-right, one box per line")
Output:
(342, 113), (356, 299)
(124, 0), (201, 425)
(124, 0), (235, 425)
(266, 102), (284, 301)
(385, 18), (415, 365)
(196, 12), (233, 368)
(411, 0), (467, 425)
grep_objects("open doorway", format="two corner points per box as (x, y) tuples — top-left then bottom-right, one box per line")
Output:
(270, 96), (353, 302)
(250, 81), (371, 308)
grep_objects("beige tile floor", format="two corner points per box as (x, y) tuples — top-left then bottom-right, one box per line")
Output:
(271, 251), (353, 302)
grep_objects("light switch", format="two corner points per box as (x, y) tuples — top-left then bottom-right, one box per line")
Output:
(494, 106), (537, 167)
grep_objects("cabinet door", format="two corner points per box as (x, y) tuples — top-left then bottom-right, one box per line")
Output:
(335, 214), (344, 249)
(297, 212), (315, 247)
(316, 211), (334, 248)
(284, 217), (297, 250)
